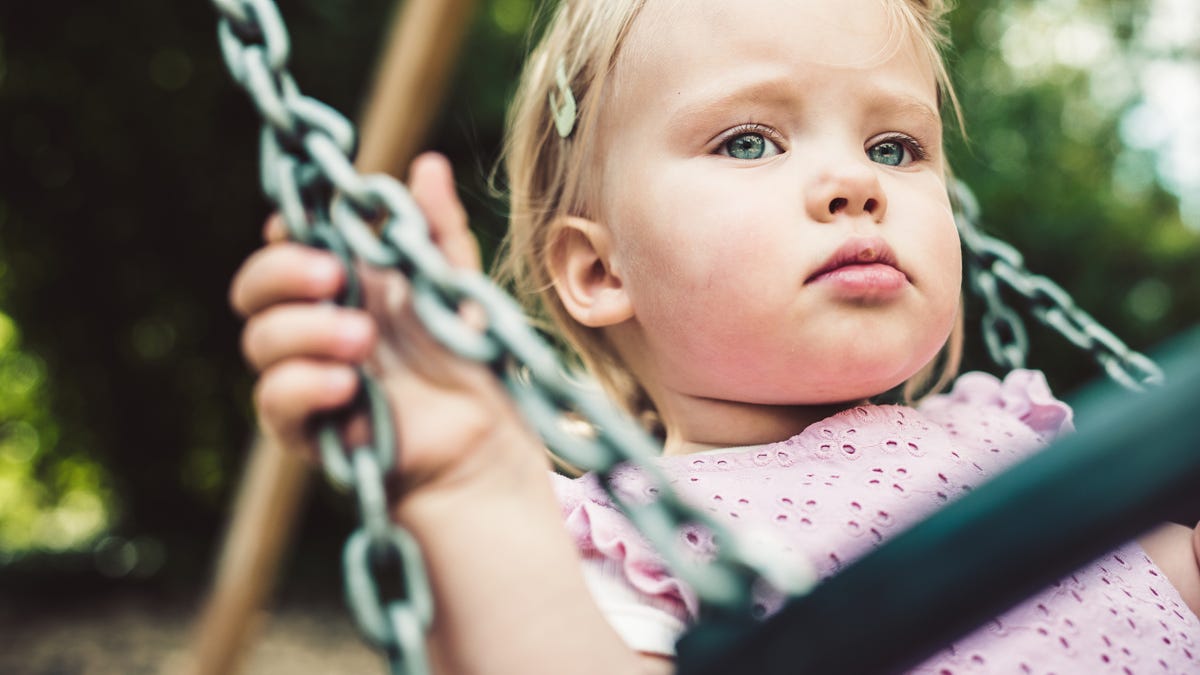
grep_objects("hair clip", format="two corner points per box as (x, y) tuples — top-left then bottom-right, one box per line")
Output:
(549, 57), (577, 139)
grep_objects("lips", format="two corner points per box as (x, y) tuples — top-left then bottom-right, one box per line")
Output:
(806, 237), (904, 284)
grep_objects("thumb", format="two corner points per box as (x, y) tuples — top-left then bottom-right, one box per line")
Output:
(408, 152), (481, 272)
(263, 212), (288, 243)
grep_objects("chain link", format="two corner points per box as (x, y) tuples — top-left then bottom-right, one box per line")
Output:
(212, 1), (798, 670)
(951, 181), (1164, 391)
(215, 3), (437, 671)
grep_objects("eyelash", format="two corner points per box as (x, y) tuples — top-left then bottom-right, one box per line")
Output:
(713, 122), (786, 153)
(711, 125), (931, 164)
(871, 132), (930, 163)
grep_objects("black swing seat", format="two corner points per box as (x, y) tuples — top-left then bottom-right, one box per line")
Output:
(677, 326), (1200, 675)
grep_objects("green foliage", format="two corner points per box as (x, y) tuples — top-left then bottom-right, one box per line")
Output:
(0, 309), (114, 556)
(944, 0), (1199, 391)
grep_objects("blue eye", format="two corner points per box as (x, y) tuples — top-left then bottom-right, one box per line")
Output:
(867, 136), (926, 167)
(721, 132), (782, 160)
(867, 140), (907, 166)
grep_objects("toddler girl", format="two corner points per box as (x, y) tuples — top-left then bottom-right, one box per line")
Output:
(230, 0), (1200, 672)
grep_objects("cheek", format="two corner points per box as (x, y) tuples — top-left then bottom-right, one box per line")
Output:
(907, 188), (962, 289)
(626, 216), (780, 323)
(611, 172), (773, 298)
(935, 219), (963, 299)
(923, 209), (964, 341)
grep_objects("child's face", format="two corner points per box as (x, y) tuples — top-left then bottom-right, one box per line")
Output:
(595, 0), (961, 412)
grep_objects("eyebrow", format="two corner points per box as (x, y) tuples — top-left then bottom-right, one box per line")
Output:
(665, 75), (801, 133)
(867, 95), (942, 132)
(665, 74), (942, 138)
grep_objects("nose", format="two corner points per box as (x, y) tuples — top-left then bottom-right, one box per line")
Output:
(805, 158), (888, 224)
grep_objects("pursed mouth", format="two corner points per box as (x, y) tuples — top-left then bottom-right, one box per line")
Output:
(806, 237), (904, 283)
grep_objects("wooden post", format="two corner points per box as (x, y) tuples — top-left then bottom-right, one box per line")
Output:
(355, 0), (477, 177)
(185, 1), (477, 673)
(182, 437), (311, 675)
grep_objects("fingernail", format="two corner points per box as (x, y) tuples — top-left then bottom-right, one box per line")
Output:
(320, 254), (344, 278)
(337, 315), (372, 350)
(309, 257), (341, 288)
(328, 367), (358, 394)
(338, 312), (364, 338)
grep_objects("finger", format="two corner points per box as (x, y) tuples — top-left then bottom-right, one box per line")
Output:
(356, 262), (441, 351)
(254, 359), (360, 451)
(263, 212), (288, 244)
(242, 304), (376, 372)
(230, 243), (344, 317)
(408, 152), (481, 271)
(1193, 521), (1199, 566)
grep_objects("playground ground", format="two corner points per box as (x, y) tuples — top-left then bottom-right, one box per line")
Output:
(0, 592), (381, 675)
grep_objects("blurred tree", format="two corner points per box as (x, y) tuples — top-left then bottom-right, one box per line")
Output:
(945, 0), (1200, 393)
(0, 0), (397, 587)
(0, 0), (1194, 599)
(0, 308), (113, 556)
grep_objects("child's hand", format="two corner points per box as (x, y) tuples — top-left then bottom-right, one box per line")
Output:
(230, 153), (541, 503)
(1141, 522), (1200, 618)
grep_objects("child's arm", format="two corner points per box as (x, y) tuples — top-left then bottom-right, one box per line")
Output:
(399, 459), (674, 674)
(1195, 522), (1200, 603)
(1139, 522), (1200, 618)
(231, 153), (672, 675)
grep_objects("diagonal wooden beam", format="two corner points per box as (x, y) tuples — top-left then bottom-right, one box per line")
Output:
(355, 0), (476, 177)
(183, 436), (310, 675)
(185, 2), (477, 673)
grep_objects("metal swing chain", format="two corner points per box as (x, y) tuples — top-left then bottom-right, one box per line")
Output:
(214, 2), (435, 672)
(212, 0), (781, 670)
(951, 181), (1165, 391)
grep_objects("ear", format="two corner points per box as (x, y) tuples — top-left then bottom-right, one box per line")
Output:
(546, 216), (633, 328)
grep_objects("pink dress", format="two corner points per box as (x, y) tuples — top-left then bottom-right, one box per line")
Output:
(553, 370), (1200, 673)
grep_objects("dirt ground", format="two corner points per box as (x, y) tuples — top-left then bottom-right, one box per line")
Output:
(0, 593), (383, 675)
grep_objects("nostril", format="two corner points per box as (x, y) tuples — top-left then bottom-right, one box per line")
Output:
(864, 198), (879, 213)
(828, 197), (848, 214)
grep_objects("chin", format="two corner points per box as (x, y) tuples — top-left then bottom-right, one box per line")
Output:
(795, 350), (933, 404)
(809, 376), (909, 405)
(732, 364), (911, 407)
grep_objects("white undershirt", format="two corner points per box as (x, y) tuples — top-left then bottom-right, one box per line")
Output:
(579, 555), (688, 656)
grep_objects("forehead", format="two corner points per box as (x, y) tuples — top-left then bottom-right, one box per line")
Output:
(611, 0), (938, 109)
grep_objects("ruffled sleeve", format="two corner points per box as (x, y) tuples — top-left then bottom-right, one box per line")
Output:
(551, 471), (697, 617)
(920, 369), (1074, 443)
(551, 471), (695, 655)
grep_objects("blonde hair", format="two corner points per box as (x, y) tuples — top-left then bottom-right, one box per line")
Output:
(494, 0), (964, 431)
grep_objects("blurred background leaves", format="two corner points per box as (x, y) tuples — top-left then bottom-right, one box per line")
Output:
(0, 0), (1195, 606)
